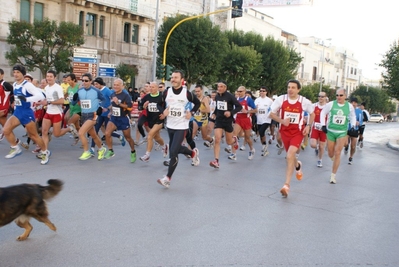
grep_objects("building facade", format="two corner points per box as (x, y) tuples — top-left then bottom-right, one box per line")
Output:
(0, 0), (360, 91)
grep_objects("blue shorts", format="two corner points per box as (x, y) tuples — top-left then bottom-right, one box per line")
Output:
(110, 116), (130, 131)
(13, 108), (35, 126)
(81, 112), (97, 124)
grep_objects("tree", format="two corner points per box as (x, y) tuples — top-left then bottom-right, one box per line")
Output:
(116, 63), (138, 85)
(259, 36), (302, 95)
(300, 83), (336, 103)
(350, 85), (395, 114)
(157, 15), (228, 86)
(219, 44), (263, 91)
(6, 19), (84, 77)
(224, 30), (302, 94)
(380, 41), (399, 99)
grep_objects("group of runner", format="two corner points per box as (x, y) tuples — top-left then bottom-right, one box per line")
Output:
(0, 66), (370, 196)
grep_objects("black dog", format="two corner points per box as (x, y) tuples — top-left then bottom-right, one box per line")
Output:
(0, 179), (63, 241)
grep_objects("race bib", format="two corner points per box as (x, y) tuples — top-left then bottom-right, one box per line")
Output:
(68, 92), (74, 102)
(283, 111), (300, 124)
(314, 122), (322, 130)
(112, 106), (121, 116)
(14, 96), (22, 106)
(81, 99), (91, 109)
(258, 108), (266, 114)
(148, 103), (159, 112)
(332, 115), (346, 125)
(169, 106), (184, 117)
(217, 101), (227, 111)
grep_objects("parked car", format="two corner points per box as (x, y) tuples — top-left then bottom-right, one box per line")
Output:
(369, 114), (384, 123)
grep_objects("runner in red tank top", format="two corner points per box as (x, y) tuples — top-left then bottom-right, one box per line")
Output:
(229, 86), (257, 161)
(0, 69), (14, 141)
(269, 79), (315, 197)
(310, 91), (328, 168)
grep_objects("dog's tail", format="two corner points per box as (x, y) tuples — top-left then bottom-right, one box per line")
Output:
(41, 179), (63, 200)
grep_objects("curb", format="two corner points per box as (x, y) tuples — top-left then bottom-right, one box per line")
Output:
(386, 140), (399, 151)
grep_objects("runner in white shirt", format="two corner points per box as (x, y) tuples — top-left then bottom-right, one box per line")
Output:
(40, 70), (78, 163)
(254, 86), (273, 156)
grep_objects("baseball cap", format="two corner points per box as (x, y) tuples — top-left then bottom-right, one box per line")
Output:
(24, 73), (34, 80)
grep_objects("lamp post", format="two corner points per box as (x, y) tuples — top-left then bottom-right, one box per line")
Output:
(151, 0), (160, 81)
(319, 38), (332, 92)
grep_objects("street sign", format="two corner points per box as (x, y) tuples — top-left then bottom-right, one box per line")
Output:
(243, 0), (312, 7)
(73, 53), (98, 58)
(73, 57), (98, 64)
(98, 63), (116, 77)
(73, 48), (98, 55)
(73, 47), (98, 80)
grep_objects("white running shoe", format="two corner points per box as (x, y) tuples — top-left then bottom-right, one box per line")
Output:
(140, 153), (150, 162)
(228, 153), (237, 160)
(5, 146), (22, 159)
(191, 148), (200, 166)
(277, 144), (284, 155)
(330, 174), (336, 184)
(317, 159), (323, 168)
(248, 149), (255, 160)
(239, 145), (246, 151)
(40, 150), (51, 165)
(162, 144), (168, 158)
(157, 176), (170, 188)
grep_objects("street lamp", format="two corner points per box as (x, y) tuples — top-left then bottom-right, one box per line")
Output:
(319, 38), (332, 92)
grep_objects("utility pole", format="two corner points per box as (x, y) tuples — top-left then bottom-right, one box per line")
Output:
(151, 0), (160, 81)
(341, 51), (347, 91)
(319, 38), (331, 92)
(161, 7), (233, 82)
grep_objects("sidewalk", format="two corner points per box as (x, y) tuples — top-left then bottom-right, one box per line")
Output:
(387, 139), (399, 151)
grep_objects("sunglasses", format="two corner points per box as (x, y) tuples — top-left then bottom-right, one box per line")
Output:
(318, 95), (325, 98)
(260, 90), (266, 92)
(336, 94), (344, 97)
(82, 79), (90, 82)
(237, 90), (244, 93)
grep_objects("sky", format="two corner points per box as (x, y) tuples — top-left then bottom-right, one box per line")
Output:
(254, 0), (399, 79)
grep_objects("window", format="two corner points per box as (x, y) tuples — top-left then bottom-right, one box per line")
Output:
(350, 67), (353, 75)
(99, 16), (105, 38)
(132, 24), (139, 44)
(129, 0), (138, 12)
(354, 68), (357, 75)
(79, 11), (84, 29)
(86, 13), (97, 36)
(124, 23), (131, 43)
(34, 2), (43, 21)
(20, 0), (30, 22)
(312, 66), (317, 81)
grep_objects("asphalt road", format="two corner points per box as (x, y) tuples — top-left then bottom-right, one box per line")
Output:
(1, 123), (398, 267)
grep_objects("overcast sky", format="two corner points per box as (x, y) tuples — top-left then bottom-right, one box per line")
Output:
(255, 0), (398, 79)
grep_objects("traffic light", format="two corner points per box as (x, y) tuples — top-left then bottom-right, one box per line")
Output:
(231, 0), (243, 18)
(159, 64), (166, 79)
(165, 64), (173, 80)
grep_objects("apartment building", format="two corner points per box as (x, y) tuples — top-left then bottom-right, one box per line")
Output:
(0, 0), (359, 91)
(294, 37), (359, 94)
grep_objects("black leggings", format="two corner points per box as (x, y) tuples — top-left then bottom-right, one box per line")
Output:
(258, 123), (271, 139)
(185, 121), (196, 149)
(137, 115), (147, 138)
(167, 128), (192, 179)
